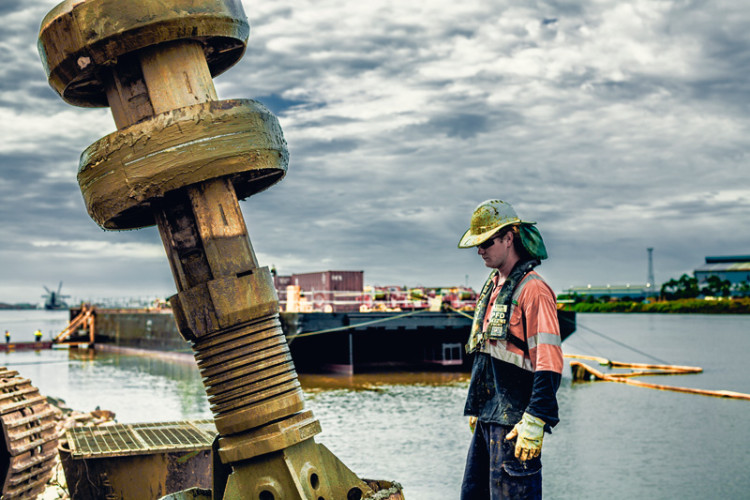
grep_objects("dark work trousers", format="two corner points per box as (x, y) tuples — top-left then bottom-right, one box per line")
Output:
(460, 420), (542, 500)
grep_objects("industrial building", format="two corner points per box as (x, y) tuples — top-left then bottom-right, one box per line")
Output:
(561, 284), (651, 300)
(693, 256), (750, 285)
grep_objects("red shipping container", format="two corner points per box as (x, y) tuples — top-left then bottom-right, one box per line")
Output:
(273, 275), (293, 304)
(291, 271), (364, 312)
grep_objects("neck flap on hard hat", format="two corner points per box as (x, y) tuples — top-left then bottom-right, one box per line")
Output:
(519, 223), (548, 260)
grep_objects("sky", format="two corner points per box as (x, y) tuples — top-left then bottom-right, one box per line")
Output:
(1, 0), (749, 305)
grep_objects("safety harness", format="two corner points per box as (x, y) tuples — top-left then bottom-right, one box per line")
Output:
(465, 259), (540, 354)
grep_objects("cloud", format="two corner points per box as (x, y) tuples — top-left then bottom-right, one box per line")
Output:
(0, 0), (748, 303)
(29, 239), (164, 260)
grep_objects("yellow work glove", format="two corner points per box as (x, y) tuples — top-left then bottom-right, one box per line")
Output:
(505, 412), (545, 461)
(469, 416), (477, 433)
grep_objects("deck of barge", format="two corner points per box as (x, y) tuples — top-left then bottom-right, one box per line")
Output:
(61, 307), (576, 374)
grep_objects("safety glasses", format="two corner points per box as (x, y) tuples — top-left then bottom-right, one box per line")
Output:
(478, 236), (500, 250)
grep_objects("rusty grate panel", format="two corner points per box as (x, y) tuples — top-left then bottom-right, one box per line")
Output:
(67, 419), (216, 459)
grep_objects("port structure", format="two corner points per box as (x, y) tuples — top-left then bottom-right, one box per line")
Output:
(38, 1), (378, 499)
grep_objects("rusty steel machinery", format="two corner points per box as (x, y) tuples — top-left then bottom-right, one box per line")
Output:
(38, 1), (397, 499)
(0, 368), (58, 499)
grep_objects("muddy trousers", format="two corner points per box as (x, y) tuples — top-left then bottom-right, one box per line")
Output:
(460, 420), (542, 500)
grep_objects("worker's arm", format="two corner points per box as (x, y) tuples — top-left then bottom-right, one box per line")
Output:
(522, 281), (563, 426)
(506, 281), (563, 459)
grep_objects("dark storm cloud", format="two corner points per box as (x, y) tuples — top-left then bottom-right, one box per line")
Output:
(0, 0), (25, 15)
(0, 67), (43, 93)
(422, 114), (491, 139)
(444, 29), (476, 39)
(536, 0), (584, 16)
(251, 6), (293, 27)
(291, 115), (357, 128)
(587, 78), (675, 100)
(254, 94), (311, 115)
(293, 138), (361, 156)
(657, 195), (750, 220)
(0, 81), (60, 110)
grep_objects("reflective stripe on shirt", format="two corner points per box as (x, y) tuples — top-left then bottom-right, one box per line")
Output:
(527, 331), (561, 350)
(479, 340), (534, 372)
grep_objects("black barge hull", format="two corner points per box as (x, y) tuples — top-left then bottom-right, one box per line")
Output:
(70, 308), (576, 374)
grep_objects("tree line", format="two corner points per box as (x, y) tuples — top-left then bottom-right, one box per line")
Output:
(660, 274), (750, 300)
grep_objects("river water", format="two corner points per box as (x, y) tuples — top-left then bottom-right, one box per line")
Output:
(0, 310), (748, 499)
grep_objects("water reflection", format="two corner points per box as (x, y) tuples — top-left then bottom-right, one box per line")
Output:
(0, 313), (748, 499)
(67, 347), (96, 362)
(299, 371), (470, 392)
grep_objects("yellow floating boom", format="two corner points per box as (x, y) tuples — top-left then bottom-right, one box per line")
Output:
(567, 357), (750, 401)
(565, 353), (702, 375)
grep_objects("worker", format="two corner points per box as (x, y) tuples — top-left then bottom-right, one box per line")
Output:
(4, 330), (9, 344)
(457, 200), (563, 499)
(34, 329), (43, 342)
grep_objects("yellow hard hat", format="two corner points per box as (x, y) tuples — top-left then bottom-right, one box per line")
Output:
(458, 199), (533, 248)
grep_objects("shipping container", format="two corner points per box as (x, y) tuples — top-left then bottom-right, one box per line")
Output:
(273, 274), (293, 303)
(274, 275), (293, 288)
(288, 271), (364, 312)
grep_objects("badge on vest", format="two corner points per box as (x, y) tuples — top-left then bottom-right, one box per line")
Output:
(487, 304), (509, 340)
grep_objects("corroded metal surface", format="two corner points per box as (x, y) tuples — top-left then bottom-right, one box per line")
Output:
(60, 448), (213, 499)
(67, 420), (216, 459)
(39, 0), (388, 497)
(217, 410), (322, 463)
(364, 480), (406, 500)
(222, 440), (374, 500)
(79, 100), (287, 230)
(0, 368), (58, 499)
(38, 0), (248, 107)
(170, 268), (281, 340)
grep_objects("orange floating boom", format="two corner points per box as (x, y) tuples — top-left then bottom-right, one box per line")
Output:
(569, 360), (750, 401)
(564, 354), (703, 376)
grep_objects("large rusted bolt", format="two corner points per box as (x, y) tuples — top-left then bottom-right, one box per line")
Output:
(38, 1), (382, 497)
(38, 0), (302, 445)
(39, 0), (304, 435)
(79, 99), (287, 230)
(40, 0), (285, 231)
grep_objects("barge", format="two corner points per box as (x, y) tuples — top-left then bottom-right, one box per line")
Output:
(65, 306), (576, 374)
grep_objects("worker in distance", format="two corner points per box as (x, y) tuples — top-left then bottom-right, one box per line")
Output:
(458, 199), (563, 499)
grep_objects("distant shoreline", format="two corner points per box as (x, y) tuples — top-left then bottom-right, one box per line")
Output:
(560, 298), (750, 314)
(0, 304), (40, 310)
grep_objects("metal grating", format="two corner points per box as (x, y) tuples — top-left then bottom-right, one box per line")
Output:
(67, 419), (216, 459)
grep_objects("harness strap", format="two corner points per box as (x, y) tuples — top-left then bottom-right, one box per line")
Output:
(505, 273), (541, 355)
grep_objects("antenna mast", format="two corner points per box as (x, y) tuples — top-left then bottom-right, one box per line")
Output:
(647, 247), (655, 296)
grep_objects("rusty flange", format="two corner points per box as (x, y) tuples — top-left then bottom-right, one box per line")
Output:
(170, 266), (281, 340)
(218, 411), (322, 463)
(78, 100), (288, 230)
(214, 390), (305, 436)
(38, 0), (249, 107)
(0, 368), (58, 499)
(223, 439), (374, 500)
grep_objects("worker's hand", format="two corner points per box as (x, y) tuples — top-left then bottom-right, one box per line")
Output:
(468, 416), (477, 433)
(505, 412), (545, 461)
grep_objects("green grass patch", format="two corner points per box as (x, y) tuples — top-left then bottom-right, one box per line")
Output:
(562, 298), (750, 314)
